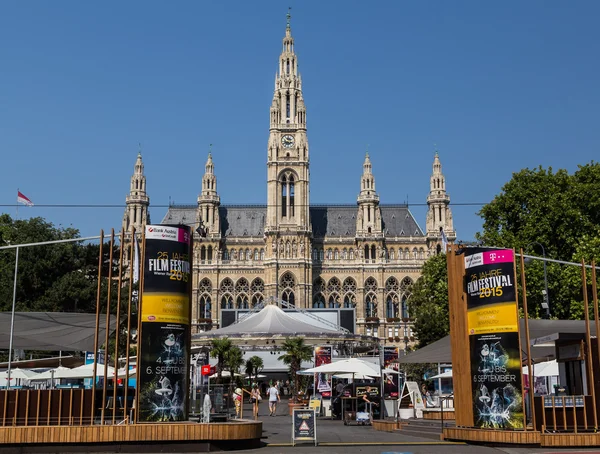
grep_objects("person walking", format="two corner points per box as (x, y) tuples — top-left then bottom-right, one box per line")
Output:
(250, 384), (261, 419)
(267, 381), (280, 416)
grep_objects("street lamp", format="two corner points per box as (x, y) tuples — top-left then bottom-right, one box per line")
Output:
(526, 241), (550, 319)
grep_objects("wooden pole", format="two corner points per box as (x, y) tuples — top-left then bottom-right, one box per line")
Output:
(91, 230), (104, 425)
(592, 261), (599, 429)
(519, 248), (535, 430)
(112, 229), (125, 424)
(446, 245), (473, 426)
(581, 259), (597, 429)
(124, 226), (135, 424)
(134, 228), (146, 423)
(101, 229), (115, 424)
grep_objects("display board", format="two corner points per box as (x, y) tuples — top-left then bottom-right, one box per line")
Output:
(464, 247), (524, 429)
(137, 224), (192, 422)
(314, 346), (332, 397)
(292, 408), (317, 446)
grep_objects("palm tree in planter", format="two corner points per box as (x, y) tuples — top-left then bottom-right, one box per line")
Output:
(278, 337), (313, 403)
(210, 338), (233, 383)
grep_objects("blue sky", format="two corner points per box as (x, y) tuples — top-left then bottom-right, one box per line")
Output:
(1, 1), (598, 241)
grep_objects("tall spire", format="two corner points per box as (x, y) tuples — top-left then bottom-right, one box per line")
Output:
(426, 148), (456, 252)
(197, 144), (220, 239)
(356, 149), (381, 236)
(123, 150), (150, 235)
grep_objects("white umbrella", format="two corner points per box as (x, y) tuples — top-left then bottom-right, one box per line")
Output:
(56, 363), (115, 379)
(300, 358), (381, 378)
(430, 370), (453, 379)
(209, 370), (242, 379)
(332, 372), (376, 380)
(31, 366), (71, 381)
(0, 368), (40, 380)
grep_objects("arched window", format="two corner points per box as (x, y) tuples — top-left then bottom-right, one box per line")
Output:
(386, 295), (398, 319)
(254, 249), (259, 260)
(281, 175), (287, 217)
(223, 248), (230, 260)
(342, 248), (348, 260)
(319, 249), (324, 261)
(260, 249), (265, 260)
(220, 294), (233, 309)
(312, 248), (318, 261)
(313, 293), (325, 308)
(289, 175), (295, 217)
(281, 272), (296, 307)
(343, 293), (356, 308)
(198, 294), (211, 319)
(390, 248), (395, 260)
(327, 249), (333, 260)
(371, 245), (376, 260)
(200, 246), (206, 261)
(328, 294), (340, 308)
(349, 249), (354, 260)
(365, 293), (377, 318)
(236, 294), (249, 309)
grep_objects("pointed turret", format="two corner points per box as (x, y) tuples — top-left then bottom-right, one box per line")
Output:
(197, 145), (221, 239)
(426, 149), (456, 252)
(123, 150), (150, 235)
(356, 150), (382, 237)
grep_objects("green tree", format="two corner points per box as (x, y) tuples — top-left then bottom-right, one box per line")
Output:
(245, 355), (264, 384)
(224, 346), (244, 381)
(406, 254), (449, 347)
(476, 162), (600, 320)
(278, 337), (313, 401)
(210, 338), (233, 382)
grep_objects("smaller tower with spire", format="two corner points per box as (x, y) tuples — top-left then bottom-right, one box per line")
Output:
(356, 150), (382, 237)
(123, 150), (150, 235)
(425, 149), (456, 252)
(196, 145), (221, 239)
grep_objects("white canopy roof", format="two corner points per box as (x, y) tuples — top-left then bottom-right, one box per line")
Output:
(192, 304), (372, 347)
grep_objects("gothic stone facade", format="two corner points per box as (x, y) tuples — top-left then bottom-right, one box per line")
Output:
(123, 19), (456, 348)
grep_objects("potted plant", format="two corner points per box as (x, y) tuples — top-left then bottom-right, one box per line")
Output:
(278, 337), (313, 413)
(365, 317), (380, 324)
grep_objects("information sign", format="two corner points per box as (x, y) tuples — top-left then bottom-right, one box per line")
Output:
(292, 408), (317, 446)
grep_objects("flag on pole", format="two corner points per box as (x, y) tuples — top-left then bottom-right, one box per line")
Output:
(440, 226), (448, 253)
(17, 191), (34, 207)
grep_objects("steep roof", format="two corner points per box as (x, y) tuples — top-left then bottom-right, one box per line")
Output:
(161, 204), (424, 239)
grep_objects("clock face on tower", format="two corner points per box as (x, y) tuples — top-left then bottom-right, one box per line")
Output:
(281, 135), (295, 148)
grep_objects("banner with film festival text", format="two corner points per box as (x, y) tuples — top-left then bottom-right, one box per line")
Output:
(464, 247), (523, 429)
(138, 225), (191, 422)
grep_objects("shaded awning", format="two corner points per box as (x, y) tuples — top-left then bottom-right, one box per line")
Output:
(0, 312), (117, 352)
(396, 319), (596, 365)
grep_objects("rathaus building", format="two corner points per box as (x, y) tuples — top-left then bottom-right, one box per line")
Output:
(122, 17), (456, 345)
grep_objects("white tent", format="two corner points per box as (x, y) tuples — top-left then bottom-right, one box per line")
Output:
(30, 366), (71, 381)
(299, 358), (381, 378)
(523, 360), (559, 377)
(0, 368), (39, 380)
(54, 363), (115, 379)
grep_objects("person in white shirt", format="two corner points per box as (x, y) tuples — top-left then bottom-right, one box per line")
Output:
(267, 382), (280, 416)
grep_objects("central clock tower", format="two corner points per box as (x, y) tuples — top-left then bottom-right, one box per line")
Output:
(265, 11), (312, 307)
